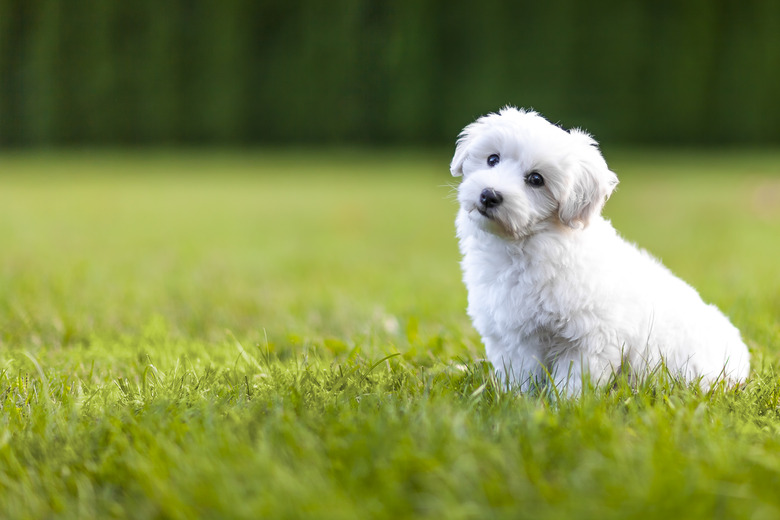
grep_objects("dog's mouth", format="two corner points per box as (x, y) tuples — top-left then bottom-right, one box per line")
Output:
(468, 203), (526, 240)
(477, 206), (494, 219)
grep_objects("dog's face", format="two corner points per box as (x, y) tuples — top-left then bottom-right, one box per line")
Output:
(452, 107), (619, 239)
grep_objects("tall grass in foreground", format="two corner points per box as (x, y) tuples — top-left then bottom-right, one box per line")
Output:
(1, 149), (779, 519)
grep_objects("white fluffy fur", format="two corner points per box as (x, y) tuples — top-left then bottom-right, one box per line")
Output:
(452, 107), (749, 395)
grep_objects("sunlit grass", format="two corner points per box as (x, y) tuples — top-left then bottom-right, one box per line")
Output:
(1, 149), (779, 519)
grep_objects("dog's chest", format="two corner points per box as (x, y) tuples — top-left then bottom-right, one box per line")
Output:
(462, 241), (560, 336)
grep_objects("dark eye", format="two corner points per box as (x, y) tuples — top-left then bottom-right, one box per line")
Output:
(526, 171), (544, 187)
(487, 154), (500, 167)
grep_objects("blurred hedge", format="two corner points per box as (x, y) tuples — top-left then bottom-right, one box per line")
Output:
(1, 0), (779, 146)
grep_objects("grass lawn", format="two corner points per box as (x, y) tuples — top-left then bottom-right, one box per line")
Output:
(1, 149), (779, 519)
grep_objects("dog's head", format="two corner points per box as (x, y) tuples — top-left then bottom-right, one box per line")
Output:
(452, 107), (618, 239)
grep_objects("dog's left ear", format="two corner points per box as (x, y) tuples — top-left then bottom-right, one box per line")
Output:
(558, 129), (619, 227)
(450, 124), (476, 177)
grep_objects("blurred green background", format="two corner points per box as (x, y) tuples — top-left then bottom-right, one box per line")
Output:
(2, 0), (780, 147)
(2, 6), (780, 517)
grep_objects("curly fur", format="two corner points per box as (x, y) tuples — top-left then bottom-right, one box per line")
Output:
(452, 107), (749, 395)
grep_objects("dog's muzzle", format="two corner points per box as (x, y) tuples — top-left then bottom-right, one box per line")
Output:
(478, 188), (503, 217)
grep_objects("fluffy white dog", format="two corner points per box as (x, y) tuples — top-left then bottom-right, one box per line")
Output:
(452, 107), (749, 395)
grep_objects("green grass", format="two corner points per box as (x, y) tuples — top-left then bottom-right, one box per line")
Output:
(1, 149), (779, 519)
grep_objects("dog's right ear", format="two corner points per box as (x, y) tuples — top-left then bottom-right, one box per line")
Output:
(449, 125), (475, 177)
(558, 130), (619, 227)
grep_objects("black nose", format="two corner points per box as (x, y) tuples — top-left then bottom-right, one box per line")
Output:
(480, 188), (503, 208)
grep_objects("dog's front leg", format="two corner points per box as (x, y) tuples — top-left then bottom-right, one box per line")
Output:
(487, 341), (547, 392)
(550, 351), (614, 398)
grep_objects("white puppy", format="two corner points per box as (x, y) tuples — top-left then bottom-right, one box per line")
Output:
(452, 107), (749, 394)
